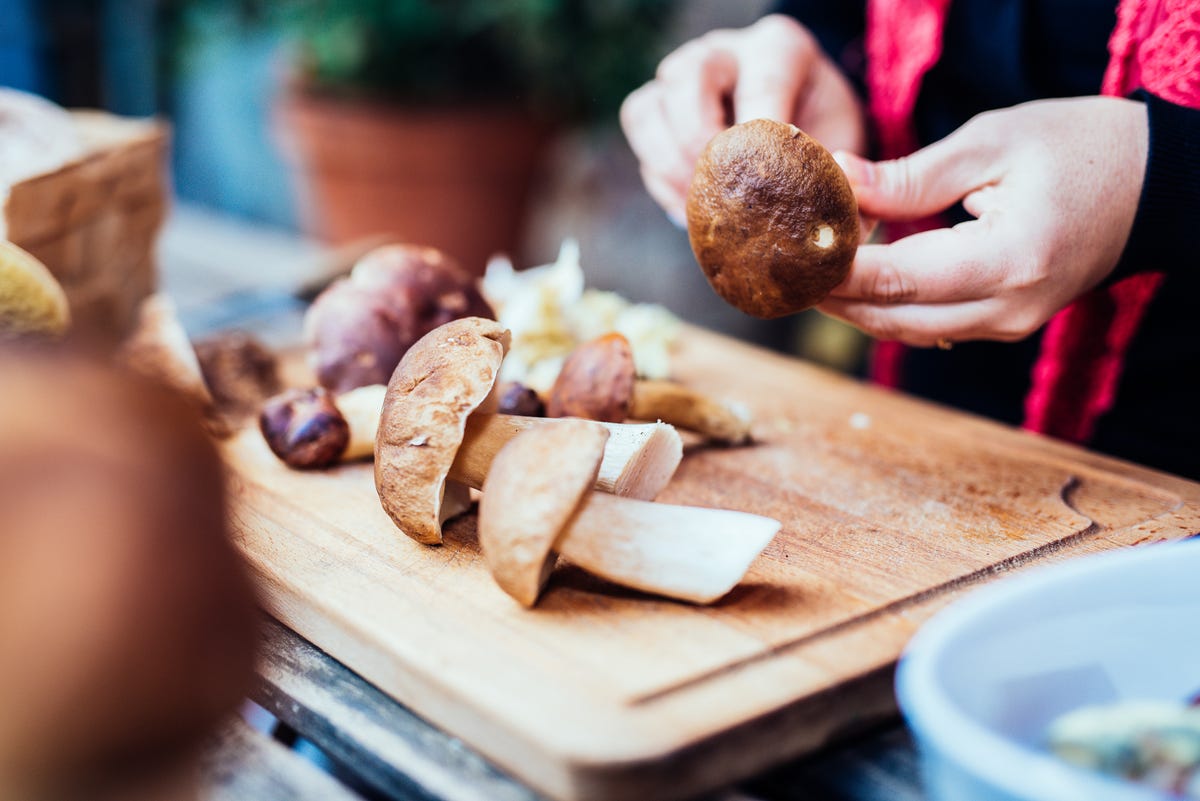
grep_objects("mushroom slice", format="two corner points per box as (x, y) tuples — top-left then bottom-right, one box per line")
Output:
(479, 425), (780, 606)
(375, 317), (510, 544)
(557, 495), (780, 604)
(479, 419), (609, 607)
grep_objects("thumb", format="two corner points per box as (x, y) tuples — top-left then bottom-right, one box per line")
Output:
(833, 136), (991, 222)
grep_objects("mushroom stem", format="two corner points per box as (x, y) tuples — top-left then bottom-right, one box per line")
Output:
(335, 384), (388, 460)
(451, 414), (681, 500)
(629, 379), (753, 444)
(555, 493), (779, 604)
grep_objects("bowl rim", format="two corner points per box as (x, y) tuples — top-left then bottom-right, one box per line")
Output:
(895, 538), (1199, 801)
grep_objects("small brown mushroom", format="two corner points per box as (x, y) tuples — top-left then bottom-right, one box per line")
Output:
(259, 387), (349, 470)
(374, 318), (685, 545)
(304, 244), (494, 393)
(496, 382), (545, 417)
(258, 384), (386, 469)
(547, 332), (753, 443)
(479, 423), (780, 607)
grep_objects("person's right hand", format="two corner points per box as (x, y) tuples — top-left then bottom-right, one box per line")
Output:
(620, 14), (867, 225)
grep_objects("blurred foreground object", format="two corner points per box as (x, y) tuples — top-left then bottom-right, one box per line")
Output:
(1, 89), (168, 346)
(1048, 700), (1200, 797)
(0, 348), (259, 800)
(0, 239), (70, 339)
(0, 88), (84, 193)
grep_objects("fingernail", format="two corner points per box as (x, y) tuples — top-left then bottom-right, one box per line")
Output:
(833, 150), (871, 188)
(667, 209), (687, 230)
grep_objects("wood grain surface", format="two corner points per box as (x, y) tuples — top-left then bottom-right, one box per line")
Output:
(222, 327), (1200, 801)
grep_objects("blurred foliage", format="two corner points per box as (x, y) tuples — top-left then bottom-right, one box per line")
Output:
(163, 0), (677, 125)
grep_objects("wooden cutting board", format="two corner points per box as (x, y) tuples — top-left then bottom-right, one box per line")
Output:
(223, 327), (1200, 801)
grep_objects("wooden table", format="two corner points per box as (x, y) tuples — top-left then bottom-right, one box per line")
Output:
(207, 616), (923, 801)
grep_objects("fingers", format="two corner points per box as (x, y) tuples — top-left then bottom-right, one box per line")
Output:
(828, 223), (1003, 304)
(818, 297), (1027, 347)
(661, 46), (739, 160)
(833, 123), (1001, 221)
(621, 15), (830, 222)
(822, 216), (1053, 344)
(621, 84), (696, 220)
(621, 32), (742, 222)
(731, 16), (814, 124)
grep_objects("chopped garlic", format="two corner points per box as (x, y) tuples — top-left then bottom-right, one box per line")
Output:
(481, 240), (680, 394)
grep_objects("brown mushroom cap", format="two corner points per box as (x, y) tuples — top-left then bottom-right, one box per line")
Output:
(374, 317), (510, 544)
(686, 119), (858, 319)
(479, 420), (609, 607)
(304, 244), (495, 392)
(259, 387), (350, 469)
(546, 332), (636, 422)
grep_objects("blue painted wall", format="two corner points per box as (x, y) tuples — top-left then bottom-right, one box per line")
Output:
(0, 0), (46, 93)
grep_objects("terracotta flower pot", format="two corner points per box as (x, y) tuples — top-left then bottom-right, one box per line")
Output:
(274, 90), (553, 275)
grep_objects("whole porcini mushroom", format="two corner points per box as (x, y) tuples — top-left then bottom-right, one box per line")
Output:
(686, 119), (858, 318)
(479, 422), (780, 607)
(374, 317), (684, 545)
(259, 384), (386, 469)
(304, 243), (494, 392)
(548, 332), (752, 444)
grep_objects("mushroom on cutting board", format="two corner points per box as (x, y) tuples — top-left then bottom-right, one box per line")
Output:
(304, 244), (494, 393)
(374, 317), (684, 544)
(259, 384), (386, 469)
(479, 421), (779, 607)
(548, 332), (752, 444)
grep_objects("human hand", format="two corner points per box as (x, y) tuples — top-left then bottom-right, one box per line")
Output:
(820, 97), (1149, 347)
(620, 14), (867, 225)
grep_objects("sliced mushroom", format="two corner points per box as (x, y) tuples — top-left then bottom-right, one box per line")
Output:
(374, 318), (684, 544)
(547, 332), (752, 443)
(479, 419), (609, 606)
(480, 423), (779, 607)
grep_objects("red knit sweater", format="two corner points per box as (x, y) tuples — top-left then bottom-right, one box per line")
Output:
(864, 0), (1200, 444)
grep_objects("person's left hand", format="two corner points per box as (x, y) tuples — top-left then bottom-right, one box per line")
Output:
(819, 96), (1149, 347)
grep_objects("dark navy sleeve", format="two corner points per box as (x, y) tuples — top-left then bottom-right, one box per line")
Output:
(1111, 91), (1200, 280)
(771, 1), (868, 96)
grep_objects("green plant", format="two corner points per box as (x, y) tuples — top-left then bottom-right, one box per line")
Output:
(166, 0), (677, 125)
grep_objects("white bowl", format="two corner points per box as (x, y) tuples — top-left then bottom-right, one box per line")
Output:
(896, 539), (1200, 801)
